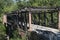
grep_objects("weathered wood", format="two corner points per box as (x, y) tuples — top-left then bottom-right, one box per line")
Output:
(43, 12), (46, 26)
(51, 12), (53, 27)
(3, 15), (7, 24)
(19, 7), (59, 13)
(58, 11), (60, 30)
(29, 12), (32, 31)
(27, 24), (59, 33)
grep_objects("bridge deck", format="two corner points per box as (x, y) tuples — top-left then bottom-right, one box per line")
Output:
(27, 24), (59, 33)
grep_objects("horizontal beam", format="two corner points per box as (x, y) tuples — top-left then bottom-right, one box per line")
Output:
(27, 6), (57, 9)
(6, 6), (60, 14)
(20, 7), (59, 13)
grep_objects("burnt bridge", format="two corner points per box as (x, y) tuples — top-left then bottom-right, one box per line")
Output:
(3, 6), (60, 40)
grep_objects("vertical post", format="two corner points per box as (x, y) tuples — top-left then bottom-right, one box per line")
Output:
(43, 12), (46, 26)
(51, 12), (53, 27)
(58, 11), (60, 30)
(3, 15), (9, 40)
(24, 13), (27, 31)
(38, 13), (40, 25)
(3, 15), (7, 24)
(29, 12), (31, 31)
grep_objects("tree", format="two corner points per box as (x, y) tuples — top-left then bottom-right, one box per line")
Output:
(0, 0), (18, 40)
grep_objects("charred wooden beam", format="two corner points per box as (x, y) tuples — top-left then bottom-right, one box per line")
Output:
(43, 12), (46, 26)
(51, 12), (53, 27)
(20, 7), (59, 13)
(38, 13), (41, 25)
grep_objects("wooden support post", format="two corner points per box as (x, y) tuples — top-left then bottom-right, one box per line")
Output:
(58, 11), (60, 30)
(44, 12), (46, 26)
(29, 12), (31, 31)
(3, 15), (7, 24)
(51, 12), (53, 27)
(38, 13), (40, 25)
(3, 15), (10, 40)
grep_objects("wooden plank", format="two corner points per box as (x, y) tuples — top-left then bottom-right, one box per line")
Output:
(28, 6), (57, 9)
(28, 12), (32, 31)
(58, 11), (60, 30)
(3, 15), (7, 24)
(27, 24), (59, 33)
(30, 8), (56, 11)
(21, 8), (57, 12)
(43, 12), (46, 26)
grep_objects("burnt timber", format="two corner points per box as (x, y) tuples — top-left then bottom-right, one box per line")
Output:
(3, 6), (60, 40)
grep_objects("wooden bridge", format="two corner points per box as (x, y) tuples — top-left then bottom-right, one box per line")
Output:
(3, 6), (60, 40)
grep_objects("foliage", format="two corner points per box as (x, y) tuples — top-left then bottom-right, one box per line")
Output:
(0, 0), (60, 40)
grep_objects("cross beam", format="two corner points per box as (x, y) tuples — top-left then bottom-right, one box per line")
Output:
(20, 6), (59, 13)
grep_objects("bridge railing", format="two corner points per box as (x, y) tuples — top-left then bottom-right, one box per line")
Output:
(22, 7), (60, 31)
(3, 6), (60, 40)
(3, 6), (60, 32)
